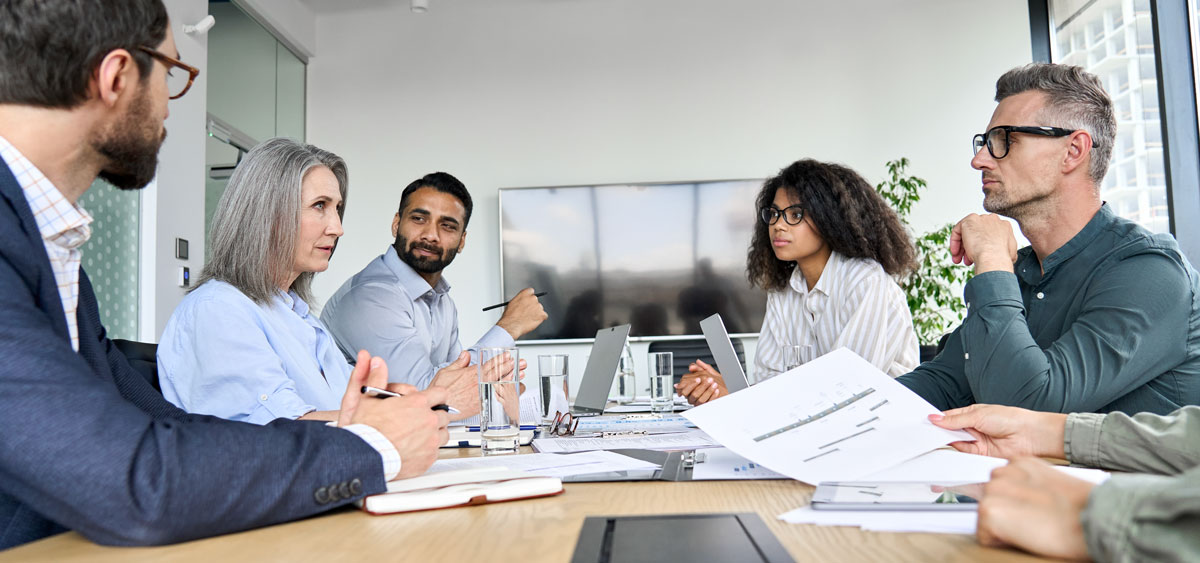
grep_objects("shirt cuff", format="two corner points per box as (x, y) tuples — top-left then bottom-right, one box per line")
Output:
(1064, 412), (1107, 467)
(477, 324), (517, 348)
(962, 270), (1022, 313)
(1080, 473), (1176, 563)
(340, 423), (402, 480)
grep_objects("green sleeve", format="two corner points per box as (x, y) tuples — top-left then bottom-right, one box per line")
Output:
(1065, 407), (1200, 475)
(1082, 467), (1200, 563)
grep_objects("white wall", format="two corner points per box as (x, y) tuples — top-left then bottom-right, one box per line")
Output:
(303, 0), (1032, 392)
(145, 0), (210, 340)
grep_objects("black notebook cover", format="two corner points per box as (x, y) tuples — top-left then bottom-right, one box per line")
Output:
(571, 513), (794, 563)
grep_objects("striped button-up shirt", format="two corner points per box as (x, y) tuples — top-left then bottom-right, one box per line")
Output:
(754, 251), (918, 381)
(0, 136), (92, 351)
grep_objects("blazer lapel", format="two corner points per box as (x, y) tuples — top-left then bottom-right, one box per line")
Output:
(0, 159), (72, 342)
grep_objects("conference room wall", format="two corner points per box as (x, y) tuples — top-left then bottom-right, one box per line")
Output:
(304, 0), (1032, 393)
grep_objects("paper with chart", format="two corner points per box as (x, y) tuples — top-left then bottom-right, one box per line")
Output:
(682, 348), (972, 485)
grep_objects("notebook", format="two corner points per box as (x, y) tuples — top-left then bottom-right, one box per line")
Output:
(358, 467), (563, 515)
(699, 313), (749, 393)
(571, 324), (632, 417)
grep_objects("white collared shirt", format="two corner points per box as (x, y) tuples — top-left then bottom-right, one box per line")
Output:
(754, 251), (919, 381)
(0, 135), (92, 351)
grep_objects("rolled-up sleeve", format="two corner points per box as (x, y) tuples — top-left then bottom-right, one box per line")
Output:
(1082, 467), (1200, 563)
(1066, 407), (1200, 475)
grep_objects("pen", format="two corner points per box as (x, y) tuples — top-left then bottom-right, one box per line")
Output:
(481, 291), (548, 312)
(361, 385), (461, 414)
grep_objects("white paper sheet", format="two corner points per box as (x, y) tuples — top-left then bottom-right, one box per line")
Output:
(531, 429), (719, 453)
(427, 451), (659, 477)
(573, 414), (694, 433)
(779, 506), (976, 534)
(692, 447), (787, 480)
(857, 449), (1007, 483)
(682, 348), (972, 485)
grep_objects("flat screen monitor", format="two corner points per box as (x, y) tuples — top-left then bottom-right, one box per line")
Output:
(499, 179), (767, 340)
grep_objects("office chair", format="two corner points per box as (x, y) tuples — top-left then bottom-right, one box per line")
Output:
(113, 339), (161, 393)
(647, 338), (746, 385)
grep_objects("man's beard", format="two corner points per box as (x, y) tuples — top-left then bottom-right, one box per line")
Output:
(92, 88), (166, 190)
(395, 234), (458, 274)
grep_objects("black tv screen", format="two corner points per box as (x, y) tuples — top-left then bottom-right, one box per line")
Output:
(499, 180), (768, 340)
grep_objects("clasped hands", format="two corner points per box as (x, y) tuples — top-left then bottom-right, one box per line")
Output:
(930, 404), (1094, 560)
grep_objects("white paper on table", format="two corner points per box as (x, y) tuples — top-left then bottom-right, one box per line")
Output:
(692, 447), (787, 480)
(682, 348), (972, 485)
(531, 429), (718, 453)
(573, 414), (694, 433)
(857, 449), (1007, 483)
(427, 451), (659, 477)
(779, 506), (976, 535)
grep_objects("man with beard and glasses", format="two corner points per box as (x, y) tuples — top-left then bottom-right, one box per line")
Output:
(321, 173), (552, 417)
(0, 0), (449, 549)
(896, 63), (1200, 415)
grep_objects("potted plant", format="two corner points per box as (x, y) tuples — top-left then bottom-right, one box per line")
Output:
(875, 158), (972, 360)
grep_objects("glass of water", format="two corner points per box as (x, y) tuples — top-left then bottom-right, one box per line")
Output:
(537, 354), (569, 425)
(648, 351), (674, 414)
(786, 344), (813, 371)
(612, 344), (636, 404)
(479, 347), (520, 455)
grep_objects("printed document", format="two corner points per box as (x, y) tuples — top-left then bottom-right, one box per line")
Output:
(682, 348), (971, 484)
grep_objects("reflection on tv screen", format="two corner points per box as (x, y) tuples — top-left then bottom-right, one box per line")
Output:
(500, 180), (768, 340)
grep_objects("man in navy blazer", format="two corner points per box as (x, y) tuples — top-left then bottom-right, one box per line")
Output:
(0, 0), (450, 550)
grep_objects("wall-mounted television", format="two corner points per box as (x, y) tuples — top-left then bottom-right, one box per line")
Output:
(499, 180), (768, 341)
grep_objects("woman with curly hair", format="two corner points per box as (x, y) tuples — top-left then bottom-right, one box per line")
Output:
(678, 159), (919, 404)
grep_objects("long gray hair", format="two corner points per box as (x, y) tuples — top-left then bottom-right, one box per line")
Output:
(196, 137), (349, 304)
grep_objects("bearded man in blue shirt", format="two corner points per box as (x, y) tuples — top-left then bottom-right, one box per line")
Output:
(899, 63), (1200, 415)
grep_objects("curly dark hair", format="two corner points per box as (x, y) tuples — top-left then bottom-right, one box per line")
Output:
(746, 159), (916, 291)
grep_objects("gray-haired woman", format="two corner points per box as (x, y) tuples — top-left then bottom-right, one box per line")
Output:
(155, 137), (362, 423)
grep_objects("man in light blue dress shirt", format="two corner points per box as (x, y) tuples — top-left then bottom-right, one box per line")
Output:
(321, 172), (548, 393)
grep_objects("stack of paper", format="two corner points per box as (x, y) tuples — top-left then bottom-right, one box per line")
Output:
(428, 450), (660, 478)
(532, 429), (718, 453)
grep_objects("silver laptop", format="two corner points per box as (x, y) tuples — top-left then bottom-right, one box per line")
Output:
(699, 313), (749, 393)
(570, 324), (632, 416)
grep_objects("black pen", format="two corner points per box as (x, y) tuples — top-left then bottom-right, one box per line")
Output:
(482, 291), (548, 312)
(361, 385), (460, 414)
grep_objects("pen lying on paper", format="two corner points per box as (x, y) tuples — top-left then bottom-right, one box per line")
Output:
(361, 385), (461, 414)
(481, 291), (548, 312)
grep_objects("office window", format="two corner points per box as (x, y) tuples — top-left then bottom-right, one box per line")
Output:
(1050, 0), (1170, 234)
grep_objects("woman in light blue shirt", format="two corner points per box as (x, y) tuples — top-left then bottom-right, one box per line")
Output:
(158, 138), (354, 423)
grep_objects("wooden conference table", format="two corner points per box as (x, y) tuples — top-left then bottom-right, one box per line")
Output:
(2, 446), (1049, 563)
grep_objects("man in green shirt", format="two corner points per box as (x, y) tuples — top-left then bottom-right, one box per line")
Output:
(898, 63), (1200, 415)
(930, 403), (1200, 561)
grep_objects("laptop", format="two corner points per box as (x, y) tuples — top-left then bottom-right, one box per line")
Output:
(699, 313), (749, 393)
(570, 324), (632, 417)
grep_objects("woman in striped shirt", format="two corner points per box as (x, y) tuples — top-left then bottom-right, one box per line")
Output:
(679, 159), (919, 404)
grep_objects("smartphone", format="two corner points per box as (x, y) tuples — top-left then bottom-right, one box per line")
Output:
(810, 481), (982, 511)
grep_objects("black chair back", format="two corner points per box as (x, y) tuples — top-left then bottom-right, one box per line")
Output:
(113, 339), (161, 392)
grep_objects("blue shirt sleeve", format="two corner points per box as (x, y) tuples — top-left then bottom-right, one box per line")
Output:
(158, 291), (316, 423)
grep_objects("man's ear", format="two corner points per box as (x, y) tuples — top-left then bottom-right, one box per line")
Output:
(1062, 130), (1093, 176)
(457, 229), (467, 252)
(391, 212), (401, 238)
(92, 49), (138, 108)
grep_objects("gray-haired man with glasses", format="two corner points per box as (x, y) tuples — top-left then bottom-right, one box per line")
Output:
(897, 63), (1200, 416)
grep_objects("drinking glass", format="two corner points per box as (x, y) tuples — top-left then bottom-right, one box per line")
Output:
(648, 352), (674, 414)
(612, 344), (637, 404)
(537, 354), (569, 425)
(785, 344), (813, 371)
(479, 347), (520, 455)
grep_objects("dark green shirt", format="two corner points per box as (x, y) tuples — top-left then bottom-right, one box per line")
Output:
(899, 204), (1200, 414)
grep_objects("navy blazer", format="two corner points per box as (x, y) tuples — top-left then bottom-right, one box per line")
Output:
(0, 159), (386, 550)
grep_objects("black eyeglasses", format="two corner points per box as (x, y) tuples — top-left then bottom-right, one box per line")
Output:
(760, 205), (805, 226)
(136, 46), (200, 100)
(972, 125), (1076, 159)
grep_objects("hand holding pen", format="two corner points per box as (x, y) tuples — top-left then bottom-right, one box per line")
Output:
(490, 288), (549, 340)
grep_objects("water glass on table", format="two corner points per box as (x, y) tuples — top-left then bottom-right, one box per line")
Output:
(537, 354), (569, 426)
(648, 351), (674, 414)
(479, 346), (521, 456)
(785, 344), (813, 371)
